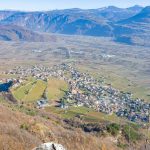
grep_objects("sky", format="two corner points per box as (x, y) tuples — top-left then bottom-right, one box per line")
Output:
(0, 0), (149, 11)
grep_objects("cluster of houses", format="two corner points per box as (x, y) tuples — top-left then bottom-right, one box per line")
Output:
(58, 64), (150, 123)
(5, 65), (64, 82)
(4, 63), (150, 123)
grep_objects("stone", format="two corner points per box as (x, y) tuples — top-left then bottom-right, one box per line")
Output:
(33, 142), (66, 150)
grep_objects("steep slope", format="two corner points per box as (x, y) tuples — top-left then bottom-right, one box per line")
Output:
(0, 98), (120, 150)
(0, 11), (112, 36)
(99, 5), (143, 22)
(0, 6), (142, 37)
(0, 11), (17, 21)
(0, 25), (56, 42)
(58, 18), (113, 36)
(114, 6), (150, 46)
(0, 12), (52, 32)
(119, 6), (150, 24)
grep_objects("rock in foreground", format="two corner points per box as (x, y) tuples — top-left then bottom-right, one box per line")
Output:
(33, 142), (66, 150)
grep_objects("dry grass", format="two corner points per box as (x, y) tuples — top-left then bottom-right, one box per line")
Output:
(0, 105), (41, 150)
(0, 102), (120, 150)
(47, 78), (68, 100)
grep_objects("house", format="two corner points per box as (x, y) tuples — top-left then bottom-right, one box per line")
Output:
(37, 99), (48, 108)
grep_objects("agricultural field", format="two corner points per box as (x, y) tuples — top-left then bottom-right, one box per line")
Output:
(24, 80), (47, 102)
(47, 77), (68, 100)
(11, 77), (68, 103)
(12, 81), (35, 100)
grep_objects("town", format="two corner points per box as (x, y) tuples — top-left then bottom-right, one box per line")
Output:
(2, 63), (150, 123)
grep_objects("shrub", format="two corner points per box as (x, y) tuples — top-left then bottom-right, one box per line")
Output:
(117, 142), (128, 149)
(123, 125), (140, 142)
(106, 123), (120, 136)
(26, 109), (37, 116)
(20, 123), (29, 130)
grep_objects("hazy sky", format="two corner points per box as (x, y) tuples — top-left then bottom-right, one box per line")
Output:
(0, 0), (149, 11)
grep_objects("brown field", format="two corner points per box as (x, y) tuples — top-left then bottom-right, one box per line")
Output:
(47, 77), (68, 100)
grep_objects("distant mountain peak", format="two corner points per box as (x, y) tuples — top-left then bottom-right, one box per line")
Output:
(118, 5), (150, 24)
(141, 6), (150, 14)
(127, 5), (143, 11)
(107, 6), (119, 9)
(129, 5), (142, 8)
(106, 6), (121, 11)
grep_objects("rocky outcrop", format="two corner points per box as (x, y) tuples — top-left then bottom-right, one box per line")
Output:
(33, 142), (66, 150)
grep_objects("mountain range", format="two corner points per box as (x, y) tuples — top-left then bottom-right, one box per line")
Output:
(0, 5), (150, 46)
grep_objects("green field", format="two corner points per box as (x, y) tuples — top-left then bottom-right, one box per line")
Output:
(12, 79), (47, 102)
(24, 80), (47, 102)
(46, 106), (128, 124)
(12, 81), (35, 100)
(11, 77), (68, 103)
(11, 77), (36, 100)
(47, 77), (68, 100)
